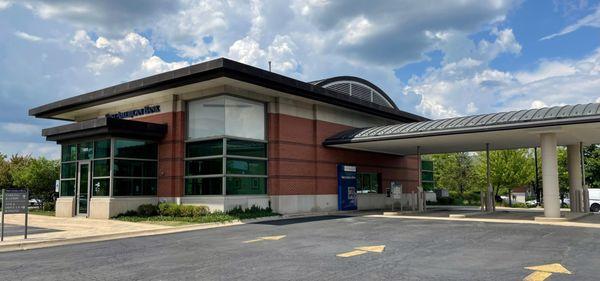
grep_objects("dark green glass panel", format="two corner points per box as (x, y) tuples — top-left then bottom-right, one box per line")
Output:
(92, 178), (109, 196)
(113, 178), (157, 196)
(422, 171), (434, 182)
(225, 177), (266, 195)
(61, 144), (77, 162)
(186, 158), (222, 176)
(114, 160), (157, 177)
(61, 163), (77, 179)
(60, 180), (75, 196)
(186, 139), (223, 158)
(78, 163), (89, 214)
(422, 182), (435, 191)
(226, 158), (266, 175)
(421, 160), (434, 171)
(93, 159), (110, 177)
(114, 139), (157, 159)
(77, 142), (93, 160)
(184, 178), (222, 195)
(226, 139), (266, 158)
(94, 139), (111, 158)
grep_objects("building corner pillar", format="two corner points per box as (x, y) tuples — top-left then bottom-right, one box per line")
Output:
(540, 133), (561, 218)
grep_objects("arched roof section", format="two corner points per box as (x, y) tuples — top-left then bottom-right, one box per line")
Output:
(311, 76), (398, 110)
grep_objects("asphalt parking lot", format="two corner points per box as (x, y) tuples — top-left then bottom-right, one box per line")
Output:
(0, 215), (599, 280)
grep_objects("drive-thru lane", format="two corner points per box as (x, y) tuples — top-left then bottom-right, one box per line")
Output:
(0, 215), (598, 280)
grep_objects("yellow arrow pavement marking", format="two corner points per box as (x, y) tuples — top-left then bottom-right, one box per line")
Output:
(523, 263), (572, 281)
(243, 235), (286, 243)
(336, 245), (385, 258)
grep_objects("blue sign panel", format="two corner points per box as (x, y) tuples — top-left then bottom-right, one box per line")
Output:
(337, 164), (357, 211)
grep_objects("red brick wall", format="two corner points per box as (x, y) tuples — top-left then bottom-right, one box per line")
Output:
(268, 113), (419, 196)
(136, 111), (185, 198)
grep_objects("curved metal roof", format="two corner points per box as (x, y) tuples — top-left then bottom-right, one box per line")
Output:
(324, 103), (600, 145)
(311, 76), (398, 109)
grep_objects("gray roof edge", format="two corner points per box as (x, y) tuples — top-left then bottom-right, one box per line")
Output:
(29, 58), (427, 123)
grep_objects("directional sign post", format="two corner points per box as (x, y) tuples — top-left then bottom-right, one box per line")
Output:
(1, 189), (29, 241)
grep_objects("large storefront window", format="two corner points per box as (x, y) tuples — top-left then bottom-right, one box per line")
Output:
(185, 95), (267, 196)
(59, 138), (157, 197)
(113, 139), (158, 196)
(357, 173), (381, 194)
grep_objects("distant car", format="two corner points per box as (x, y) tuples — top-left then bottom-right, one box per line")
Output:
(526, 199), (538, 207)
(589, 189), (600, 212)
(28, 198), (41, 207)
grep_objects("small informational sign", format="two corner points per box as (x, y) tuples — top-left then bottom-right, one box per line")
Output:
(337, 164), (358, 211)
(1, 189), (29, 241)
(391, 182), (403, 199)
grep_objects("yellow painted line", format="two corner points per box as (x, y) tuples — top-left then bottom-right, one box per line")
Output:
(355, 245), (385, 253)
(337, 245), (385, 258)
(524, 263), (571, 274)
(243, 235), (286, 243)
(523, 263), (572, 281)
(523, 271), (553, 281)
(336, 250), (367, 258)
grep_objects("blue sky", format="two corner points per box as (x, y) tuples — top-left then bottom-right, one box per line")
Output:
(1, 0), (600, 159)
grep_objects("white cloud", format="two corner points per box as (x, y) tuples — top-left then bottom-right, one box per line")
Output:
(0, 1), (12, 10)
(0, 141), (60, 159)
(137, 56), (190, 77)
(14, 31), (42, 42)
(542, 6), (600, 40)
(0, 122), (41, 135)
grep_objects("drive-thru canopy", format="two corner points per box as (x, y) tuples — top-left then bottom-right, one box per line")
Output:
(325, 103), (600, 219)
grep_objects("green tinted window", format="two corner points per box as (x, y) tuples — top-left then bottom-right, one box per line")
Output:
(185, 178), (222, 195)
(77, 142), (93, 160)
(226, 139), (266, 158)
(226, 159), (266, 175)
(421, 160), (434, 171)
(114, 139), (157, 159)
(61, 144), (77, 162)
(114, 160), (157, 177)
(94, 139), (111, 158)
(60, 180), (75, 196)
(113, 178), (157, 196)
(226, 177), (266, 195)
(93, 159), (110, 177)
(186, 158), (222, 176)
(61, 163), (77, 179)
(357, 173), (380, 194)
(92, 178), (110, 196)
(422, 171), (434, 182)
(186, 139), (223, 158)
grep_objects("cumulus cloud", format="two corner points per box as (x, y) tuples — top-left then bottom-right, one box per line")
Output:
(0, 1), (12, 10)
(14, 31), (42, 42)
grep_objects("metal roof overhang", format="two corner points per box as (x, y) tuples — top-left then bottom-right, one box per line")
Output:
(42, 117), (167, 143)
(324, 105), (600, 155)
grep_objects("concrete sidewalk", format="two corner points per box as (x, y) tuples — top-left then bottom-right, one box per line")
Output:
(0, 214), (252, 252)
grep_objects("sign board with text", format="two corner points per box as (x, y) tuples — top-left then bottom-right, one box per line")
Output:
(3, 189), (28, 214)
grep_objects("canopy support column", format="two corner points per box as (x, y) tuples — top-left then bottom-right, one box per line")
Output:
(581, 142), (590, 213)
(485, 143), (494, 212)
(540, 133), (561, 218)
(567, 144), (584, 212)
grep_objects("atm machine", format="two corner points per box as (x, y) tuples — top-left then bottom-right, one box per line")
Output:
(337, 164), (357, 211)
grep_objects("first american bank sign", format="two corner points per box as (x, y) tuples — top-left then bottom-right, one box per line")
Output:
(105, 105), (161, 119)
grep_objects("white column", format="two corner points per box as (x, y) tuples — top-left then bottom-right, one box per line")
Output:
(567, 144), (583, 212)
(540, 133), (561, 218)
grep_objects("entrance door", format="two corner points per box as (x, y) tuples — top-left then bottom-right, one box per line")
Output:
(77, 161), (91, 216)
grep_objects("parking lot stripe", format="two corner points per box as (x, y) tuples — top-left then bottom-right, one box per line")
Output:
(336, 250), (367, 258)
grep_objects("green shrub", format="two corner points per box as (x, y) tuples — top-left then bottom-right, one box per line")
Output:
(512, 203), (528, 208)
(121, 210), (138, 216)
(42, 201), (56, 211)
(158, 203), (181, 217)
(137, 204), (158, 217)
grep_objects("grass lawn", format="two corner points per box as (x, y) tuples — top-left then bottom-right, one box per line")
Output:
(29, 209), (55, 216)
(114, 210), (280, 226)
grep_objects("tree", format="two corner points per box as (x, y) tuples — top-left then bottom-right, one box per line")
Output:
(0, 153), (11, 189)
(11, 157), (59, 208)
(584, 145), (600, 189)
(476, 149), (534, 205)
(430, 152), (478, 195)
